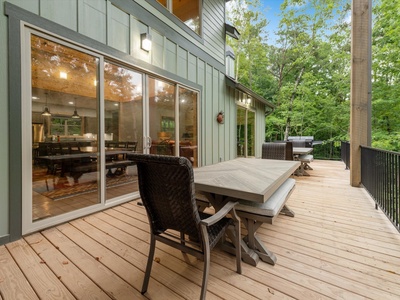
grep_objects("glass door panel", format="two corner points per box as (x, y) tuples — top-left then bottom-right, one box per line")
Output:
(103, 62), (143, 200)
(237, 107), (246, 157)
(179, 87), (198, 166)
(31, 34), (100, 221)
(247, 110), (256, 157)
(148, 78), (176, 155)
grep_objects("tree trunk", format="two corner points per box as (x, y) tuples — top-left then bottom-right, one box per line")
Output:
(284, 66), (305, 140)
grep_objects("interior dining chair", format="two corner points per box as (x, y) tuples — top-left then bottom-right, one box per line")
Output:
(130, 153), (242, 300)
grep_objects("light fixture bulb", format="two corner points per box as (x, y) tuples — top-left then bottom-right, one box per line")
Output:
(41, 92), (51, 116)
(141, 33), (152, 51)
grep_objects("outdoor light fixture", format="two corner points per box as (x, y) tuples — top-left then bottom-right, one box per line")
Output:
(41, 92), (51, 116)
(71, 101), (80, 119)
(141, 32), (152, 51)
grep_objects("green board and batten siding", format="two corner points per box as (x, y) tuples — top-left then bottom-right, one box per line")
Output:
(0, 1), (9, 242)
(0, 0), (266, 241)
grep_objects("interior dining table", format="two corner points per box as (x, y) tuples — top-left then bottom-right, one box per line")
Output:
(193, 158), (300, 266)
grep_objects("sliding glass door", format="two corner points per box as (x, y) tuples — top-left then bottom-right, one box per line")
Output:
(237, 106), (255, 158)
(30, 33), (101, 223)
(24, 29), (198, 234)
(147, 78), (198, 166)
(103, 62), (143, 201)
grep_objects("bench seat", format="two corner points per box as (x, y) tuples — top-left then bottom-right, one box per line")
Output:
(299, 154), (313, 163)
(235, 178), (296, 224)
(71, 160), (134, 174)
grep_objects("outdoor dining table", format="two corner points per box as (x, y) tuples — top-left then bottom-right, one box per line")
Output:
(293, 147), (314, 175)
(193, 158), (300, 266)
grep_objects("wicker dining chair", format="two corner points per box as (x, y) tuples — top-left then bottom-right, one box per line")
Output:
(262, 142), (293, 161)
(130, 154), (242, 300)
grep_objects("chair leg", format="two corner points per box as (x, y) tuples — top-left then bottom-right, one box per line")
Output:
(200, 245), (210, 300)
(141, 234), (156, 294)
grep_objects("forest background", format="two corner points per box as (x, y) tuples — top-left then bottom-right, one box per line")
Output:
(227, 0), (400, 157)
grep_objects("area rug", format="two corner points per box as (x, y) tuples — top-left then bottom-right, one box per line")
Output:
(42, 175), (137, 201)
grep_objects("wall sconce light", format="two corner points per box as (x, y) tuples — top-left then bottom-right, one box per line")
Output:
(141, 32), (152, 52)
(41, 92), (51, 116)
(60, 71), (68, 79)
(216, 111), (224, 124)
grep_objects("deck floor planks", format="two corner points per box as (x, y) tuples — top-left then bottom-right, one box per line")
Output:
(266, 214), (400, 259)
(69, 216), (198, 300)
(5, 239), (75, 299)
(0, 246), (38, 300)
(1, 160), (400, 299)
(258, 225), (400, 286)
(116, 202), (332, 300)
(40, 226), (144, 300)
(24, 233), (112, 300)
(90, 208), (261, 299)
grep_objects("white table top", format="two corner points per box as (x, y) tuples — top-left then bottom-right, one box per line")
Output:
(193, 158), (300, 203)
(293, 147), (313, 155)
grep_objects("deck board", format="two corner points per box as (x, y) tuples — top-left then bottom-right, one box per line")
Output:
(2, 160), (400, 299)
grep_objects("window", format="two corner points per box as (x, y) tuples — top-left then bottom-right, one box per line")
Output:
(157, 0), (201, 35)
(50, 117), (82, 136)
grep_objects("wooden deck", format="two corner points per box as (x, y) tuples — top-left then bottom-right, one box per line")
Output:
(1, 160), (400, 299)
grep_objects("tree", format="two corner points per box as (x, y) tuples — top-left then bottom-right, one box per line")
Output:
(371, 0), (400, 151)
(263, 0), (351, 149)
(227, 0), (274, 99)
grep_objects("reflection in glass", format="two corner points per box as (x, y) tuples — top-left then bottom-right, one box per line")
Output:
(31, 34), (100, 221)
(103, 62), (143, 201)
(157, 0), (200, 35)
(149, 78), (176, 156)
(237, 107), (246, 157)
(179, 87), (198, 166)
(247, 111), (255, 157)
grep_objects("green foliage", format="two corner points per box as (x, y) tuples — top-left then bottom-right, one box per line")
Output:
(371, 0), (400, 151)
(228, 0), (399, 152)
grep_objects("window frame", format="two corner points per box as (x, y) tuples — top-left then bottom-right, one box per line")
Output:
(151, 0), (203, 38)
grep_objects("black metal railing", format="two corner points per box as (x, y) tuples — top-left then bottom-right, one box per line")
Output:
(341, 141), (350, 169)
(360, 146), (400, 232)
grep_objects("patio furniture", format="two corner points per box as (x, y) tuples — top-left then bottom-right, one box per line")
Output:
(131, 154), (242, 300)
(194, 158), (300, 266)
(293, 147), (314, 176)
(262, 142), (293, 160)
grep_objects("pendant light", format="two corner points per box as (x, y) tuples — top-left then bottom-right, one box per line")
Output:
(71, 101), (80, 119)
(41, 92), (51, 116)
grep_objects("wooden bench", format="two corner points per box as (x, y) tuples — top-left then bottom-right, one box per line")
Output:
(235, 178), (296, 224)
(298, 154), (314, 176)
(196, 178), (296, 224)
(71, 160), (134, 175)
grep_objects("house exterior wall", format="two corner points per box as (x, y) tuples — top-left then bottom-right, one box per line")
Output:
(0, 0), (267, 244)
(0, 2), (9, 244)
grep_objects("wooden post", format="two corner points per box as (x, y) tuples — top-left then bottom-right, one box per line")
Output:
(350, 0), (372, 187)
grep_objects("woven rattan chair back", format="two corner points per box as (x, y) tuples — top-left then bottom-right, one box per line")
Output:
(130, 153), (241, 300)
(134, 154), (202, 241)
(262, 142), (288, 160)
